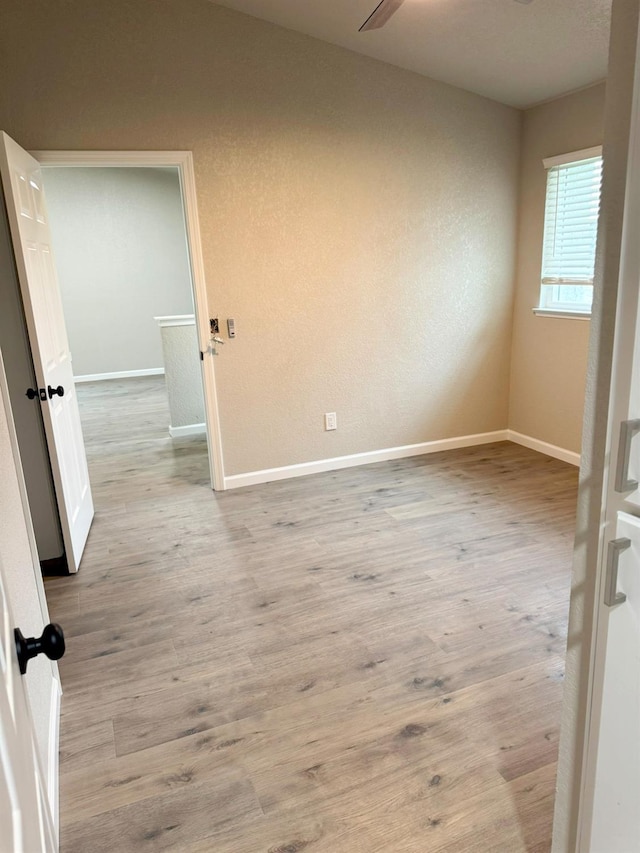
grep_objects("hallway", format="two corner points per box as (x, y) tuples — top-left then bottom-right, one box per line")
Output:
(44, 377), (578, 852)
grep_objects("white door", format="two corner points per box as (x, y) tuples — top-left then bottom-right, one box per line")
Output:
(577, 26), (640, 851)
(0, 550), (56, 853)
(587, 513), (640, 851)
(0, 347), (59, 852)
(0, 132), (93, 572)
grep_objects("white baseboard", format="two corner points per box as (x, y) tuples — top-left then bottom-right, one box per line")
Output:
(169, 422), (206, 438)
(223, 428), (580, 490)
(74, 368), (165, 383)
(224, 430), (510, 489)
(507, 430), (580, 466)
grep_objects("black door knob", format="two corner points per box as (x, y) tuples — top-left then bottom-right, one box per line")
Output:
(25, 388), (47, 401)
(14, 623), (65, 675)
(47, 385), (65, 399)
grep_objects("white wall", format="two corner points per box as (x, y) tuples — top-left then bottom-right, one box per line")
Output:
(156, 319), (205, 432)
(42, 167), (195, 378)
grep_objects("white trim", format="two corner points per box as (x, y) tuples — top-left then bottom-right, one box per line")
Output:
(33, 150), (226, 491)
(178, 152), (225, 490)
(533, 308), (592, 321)
(47, 677), (61, 846)
(543, 145), (603, 169)
(224, 430), (510, 489)
(507, 430), (581, 466)
(169, 422), (206, 438)
(31, 150), (196, 167)
(154, 314), (195, 328)
(74, 367), (165, 383)
(224, 429), (580, 489)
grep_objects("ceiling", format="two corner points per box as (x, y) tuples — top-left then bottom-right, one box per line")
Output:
(212, 0), (611, 109)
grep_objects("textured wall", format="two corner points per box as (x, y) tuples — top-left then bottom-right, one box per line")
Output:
(157, 321), (205, 430)
(42, 167), (194, 377)
(508, 84), (606, 453)
(0, 0), (520, 477)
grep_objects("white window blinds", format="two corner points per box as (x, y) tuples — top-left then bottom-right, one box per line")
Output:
(541, 153), (603, 286)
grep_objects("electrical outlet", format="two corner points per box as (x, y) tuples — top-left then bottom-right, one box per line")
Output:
(324, 412), (337, 431)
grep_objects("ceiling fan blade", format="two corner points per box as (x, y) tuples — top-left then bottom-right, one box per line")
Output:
(359, 0), (406, 32)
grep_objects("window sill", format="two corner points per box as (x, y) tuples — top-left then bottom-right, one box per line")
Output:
(532, 307), (592, 320)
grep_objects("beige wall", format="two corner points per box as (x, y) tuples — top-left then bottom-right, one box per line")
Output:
(0, 0), (521, 477)
(43, 167), (194, 378)
(509, 84), (606, 454)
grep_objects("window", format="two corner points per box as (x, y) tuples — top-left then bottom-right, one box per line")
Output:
(536, 146), (603, 317)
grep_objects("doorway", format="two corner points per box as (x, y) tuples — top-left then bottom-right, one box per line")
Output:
(34, 150), (224, 493)
(41, 165), (212, 504)
(0, 144), (225, 574)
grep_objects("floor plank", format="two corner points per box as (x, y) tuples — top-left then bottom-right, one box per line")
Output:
(45, 376), (578, 852)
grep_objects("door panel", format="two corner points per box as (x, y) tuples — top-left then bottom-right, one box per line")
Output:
(0, 345), (61, 849)
(0, 131), (93, 572)
(588, 511), (640, 852)
(0, 551), (55, 853)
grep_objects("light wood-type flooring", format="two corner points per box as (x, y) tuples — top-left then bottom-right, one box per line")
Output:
(44, 376), (579, 853)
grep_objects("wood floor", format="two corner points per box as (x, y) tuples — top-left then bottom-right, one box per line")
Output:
(44, 376), (579, 853)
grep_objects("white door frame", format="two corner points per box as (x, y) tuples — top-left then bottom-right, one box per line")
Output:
(574, 20), (640, 849)
(551, 11), (640, 852)
(31, 150), (226, 492)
